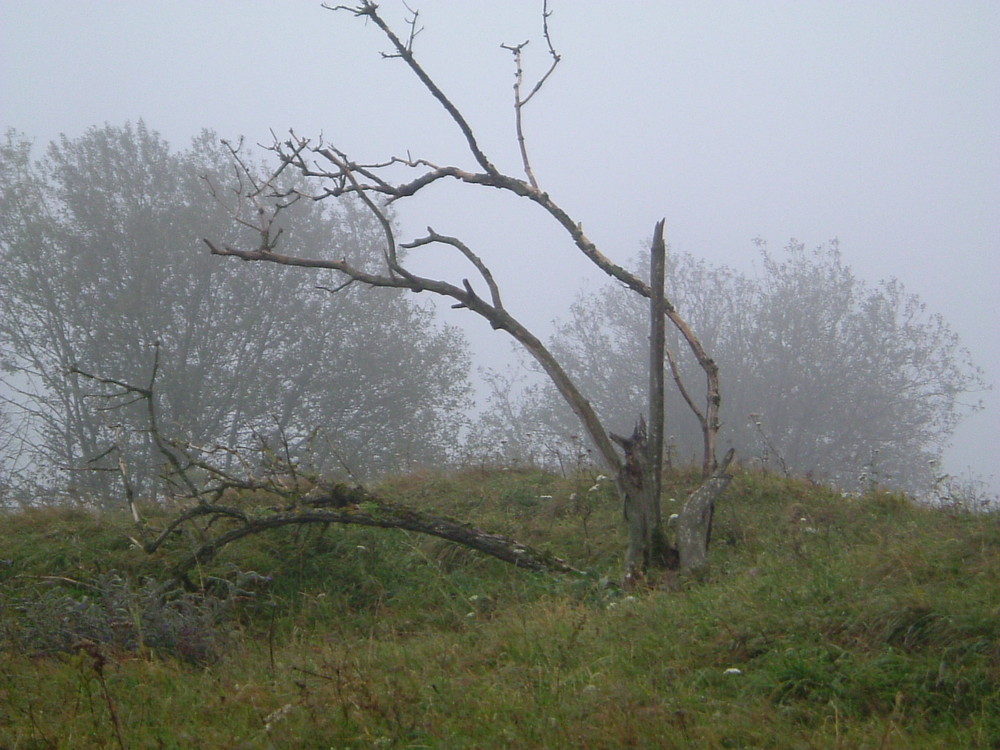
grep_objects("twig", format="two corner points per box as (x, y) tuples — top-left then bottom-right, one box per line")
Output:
(502, 0), (561, 187)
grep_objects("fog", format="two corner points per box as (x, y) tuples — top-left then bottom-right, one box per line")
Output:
(2, 1), (997, 490)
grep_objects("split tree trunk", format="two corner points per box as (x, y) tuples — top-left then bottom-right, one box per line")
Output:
(611, 222), (733, 584)
(612, 221), (671, 586)
(611, 419), (673, 586)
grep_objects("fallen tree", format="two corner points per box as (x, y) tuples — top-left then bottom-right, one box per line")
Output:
(72, 357), (582, 588)
(162, 483), (584, 586)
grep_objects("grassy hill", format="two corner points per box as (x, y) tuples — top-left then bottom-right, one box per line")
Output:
(1, 467), (997, 748)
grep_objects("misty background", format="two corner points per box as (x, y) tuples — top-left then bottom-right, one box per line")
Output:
(1, 1), (997, 493)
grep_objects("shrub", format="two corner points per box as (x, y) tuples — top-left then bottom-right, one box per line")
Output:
(1, 571), (255, 665)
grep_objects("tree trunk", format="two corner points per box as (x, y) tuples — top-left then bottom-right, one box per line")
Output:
(676, 448), (735, 573)
(648, 220), (666, 524)
(611, 420), (673, 586)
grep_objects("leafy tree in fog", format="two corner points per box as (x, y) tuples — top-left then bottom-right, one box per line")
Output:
(0, 123), (471, 498)
(494, 240), (984, 493)
(0, 403), (15, 505)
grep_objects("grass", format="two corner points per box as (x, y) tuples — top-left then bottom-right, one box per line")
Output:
(1, 467), (997, 748)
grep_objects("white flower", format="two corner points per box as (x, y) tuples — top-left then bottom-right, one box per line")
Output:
(668, 497), (677, 503)
(667, 513), (680, 525)
(539, 495), (553, 499)
(569, 492), (577, 500)
(588, 484), (600, 492)
(355, 545), (368, 552)
(723, 668), (742, 676)
(466, 611), (476, 618)
(596, 474), (608, 482)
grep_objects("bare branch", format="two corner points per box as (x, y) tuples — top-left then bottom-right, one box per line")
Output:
(666, 348), (704, 425)
(71, 344), (202, 502)
(207, 224), (622, 473)
(526, 0), (562, 105)
(502, 0), (561, 187)
(402, 228), (504, 309)
(315, 279), (356, 295)
(170, 484), (585, 582)
(324, 1), (499, 175)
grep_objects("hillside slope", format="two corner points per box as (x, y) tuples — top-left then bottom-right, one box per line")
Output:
(1, 468), (997, 748)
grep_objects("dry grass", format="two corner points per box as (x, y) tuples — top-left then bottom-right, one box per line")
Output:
(1, 467), (997, 748)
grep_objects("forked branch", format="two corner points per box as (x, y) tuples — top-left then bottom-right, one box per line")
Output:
(502, 0), (561, 187)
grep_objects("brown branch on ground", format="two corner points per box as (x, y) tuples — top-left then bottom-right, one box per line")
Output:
(170, 483), (585, 586)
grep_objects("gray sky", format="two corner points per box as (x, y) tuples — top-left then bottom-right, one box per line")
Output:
(2, 1), (997, 490)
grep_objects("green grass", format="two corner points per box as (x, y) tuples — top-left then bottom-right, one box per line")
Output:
(1, 467), (997, 748)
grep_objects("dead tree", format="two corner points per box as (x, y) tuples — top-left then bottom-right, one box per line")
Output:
(206, 1), (729, 580)
(71, 360), (584, 584)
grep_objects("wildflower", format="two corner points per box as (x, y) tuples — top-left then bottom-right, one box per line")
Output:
(355, 545), (368, 552)
(539, 495), (553, 499)
(667, 513), (680, 526)
(569, 492), (577, 501)
(724, 668), (742, 676)
(466, 611), (476, 618)
(588, 484), (600, 492)
(596, 474), (607, 482)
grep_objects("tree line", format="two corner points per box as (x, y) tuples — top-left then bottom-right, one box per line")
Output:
(0, 123), (471, 502)
(0, 125), (985, 506)
(1, 3), (992, 586)
(470, 240), (985, 495)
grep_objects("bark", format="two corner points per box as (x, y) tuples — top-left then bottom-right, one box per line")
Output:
(648, 220), (666, 521)
(170, 483), (584, 585)
(611, 419), (674, 587)
(676, 448), (735, 573)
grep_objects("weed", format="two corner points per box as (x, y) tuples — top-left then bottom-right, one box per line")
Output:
(2, 571), (244, 665)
